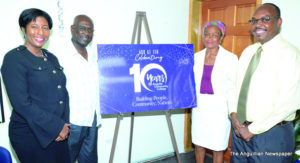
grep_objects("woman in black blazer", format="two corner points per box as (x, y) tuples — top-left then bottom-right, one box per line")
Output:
(1, 8), (70, 163)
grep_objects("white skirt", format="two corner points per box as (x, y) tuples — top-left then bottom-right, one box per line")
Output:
(191, 94), (231, 151)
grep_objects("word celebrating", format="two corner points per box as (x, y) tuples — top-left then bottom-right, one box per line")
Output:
(135, 49), (163, 62)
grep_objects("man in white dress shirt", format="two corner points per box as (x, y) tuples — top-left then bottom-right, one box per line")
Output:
(230, 3), (300, 162)
(57, 15), (101, 163)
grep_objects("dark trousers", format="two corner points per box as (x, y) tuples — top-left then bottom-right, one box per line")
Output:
(68, 113), (98, 163)
(9, 123), (70, 163)
(230, 122), (294, 163)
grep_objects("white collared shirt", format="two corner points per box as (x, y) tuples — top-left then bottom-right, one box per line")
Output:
(230, 34), (300, 134)
(56, 42), (101, 127)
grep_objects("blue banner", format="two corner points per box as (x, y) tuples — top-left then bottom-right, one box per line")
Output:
(97, 44), (196, 114)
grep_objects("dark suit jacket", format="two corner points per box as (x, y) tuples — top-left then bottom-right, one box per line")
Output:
(1, 45), (69, 148)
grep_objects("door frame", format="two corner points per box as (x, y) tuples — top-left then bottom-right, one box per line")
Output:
(185, 0), (262, 156)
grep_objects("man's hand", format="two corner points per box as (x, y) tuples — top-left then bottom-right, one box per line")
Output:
(230, 112), (245, 137)
(239, 126), (254, 142)
(55, 123), (70, 142)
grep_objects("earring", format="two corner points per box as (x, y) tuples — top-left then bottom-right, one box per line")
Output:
(24, 34), (27, 39)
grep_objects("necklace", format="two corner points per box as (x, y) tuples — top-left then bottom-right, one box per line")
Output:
(23, 45), (45, 58)
(37, 50), (45, 58)
(205, 47), (219, 65)
(205, 53), (217, 65)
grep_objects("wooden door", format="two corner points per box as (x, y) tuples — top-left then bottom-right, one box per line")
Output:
(200, 0), (259, 57)
(186, 0), (261, 162)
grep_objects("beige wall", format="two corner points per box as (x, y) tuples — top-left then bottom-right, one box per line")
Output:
(262, 0), (300, 50)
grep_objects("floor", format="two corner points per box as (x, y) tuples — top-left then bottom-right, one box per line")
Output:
(142, 150), (213, 163)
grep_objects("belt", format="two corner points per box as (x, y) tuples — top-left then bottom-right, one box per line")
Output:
(244, 121), (289, 126)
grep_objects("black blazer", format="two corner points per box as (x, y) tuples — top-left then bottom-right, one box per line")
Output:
(1, 46), (69, 148)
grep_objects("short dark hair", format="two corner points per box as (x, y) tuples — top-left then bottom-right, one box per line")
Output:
(19, 8), (53, 30)
(262, 3), (281, 18)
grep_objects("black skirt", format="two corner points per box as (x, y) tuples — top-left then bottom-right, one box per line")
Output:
(9, 122), (71, 163)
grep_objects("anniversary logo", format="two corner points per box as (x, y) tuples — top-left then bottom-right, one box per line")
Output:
(97, 44), (196, 114)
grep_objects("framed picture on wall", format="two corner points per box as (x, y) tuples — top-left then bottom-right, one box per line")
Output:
(0, 79), (5, 123)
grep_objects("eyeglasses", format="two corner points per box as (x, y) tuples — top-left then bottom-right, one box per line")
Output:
(248, 16), (280, 25)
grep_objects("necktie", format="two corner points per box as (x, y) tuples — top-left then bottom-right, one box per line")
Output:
(237, 46), (262, 124)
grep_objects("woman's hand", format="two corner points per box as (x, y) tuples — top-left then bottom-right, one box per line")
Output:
(55, 123), (70, 142)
